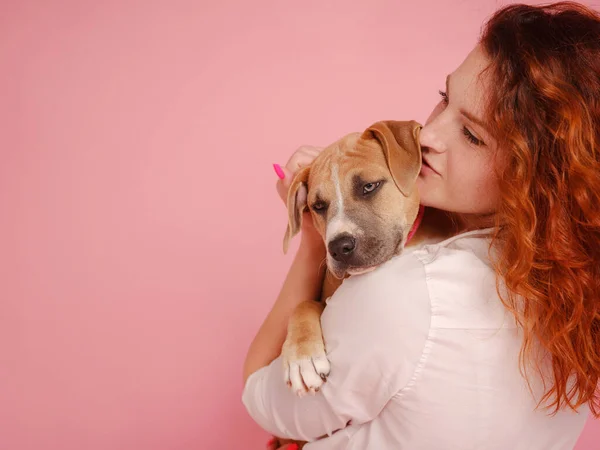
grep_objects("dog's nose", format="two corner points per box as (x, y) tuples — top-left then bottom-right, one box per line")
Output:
(328, 234), (356, 263)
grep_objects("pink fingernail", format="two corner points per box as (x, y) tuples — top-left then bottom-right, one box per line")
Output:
(273, 163), (285, 179)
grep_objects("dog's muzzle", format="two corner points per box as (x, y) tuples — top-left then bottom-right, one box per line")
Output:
(327, 233), (356, 264)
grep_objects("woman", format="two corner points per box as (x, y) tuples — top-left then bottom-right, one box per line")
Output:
(243, 2), (600, 449)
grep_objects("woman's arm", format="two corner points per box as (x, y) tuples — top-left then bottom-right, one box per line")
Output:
(242, 251), (432, 442)
(243, 147), (326, 384)
(243, 214), (326, 384)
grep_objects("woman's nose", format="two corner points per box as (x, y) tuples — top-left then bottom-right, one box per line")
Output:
(420, 120), (447, 154)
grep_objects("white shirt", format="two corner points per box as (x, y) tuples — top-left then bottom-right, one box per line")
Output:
(242, 229), (590, 449)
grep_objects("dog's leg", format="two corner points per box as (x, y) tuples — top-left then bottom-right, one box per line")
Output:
(281, 271), (342, 396)
(282, 299), (328, 396)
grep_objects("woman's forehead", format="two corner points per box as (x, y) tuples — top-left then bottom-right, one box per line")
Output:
(450, 46), (492, 117)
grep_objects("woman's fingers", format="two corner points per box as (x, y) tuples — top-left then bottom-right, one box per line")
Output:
(275, 164), (294, 204)
(275, 146), (324, 204)
(285, 145), (322, 172)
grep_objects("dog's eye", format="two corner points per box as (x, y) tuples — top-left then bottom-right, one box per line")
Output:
(311, 201), (327, 213)
(363, 182), (381, 195)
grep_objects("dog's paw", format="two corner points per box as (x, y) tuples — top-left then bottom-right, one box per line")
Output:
(282, 338), (331, 397)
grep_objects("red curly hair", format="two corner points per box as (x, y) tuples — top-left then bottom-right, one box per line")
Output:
(480, 2), (600, 416)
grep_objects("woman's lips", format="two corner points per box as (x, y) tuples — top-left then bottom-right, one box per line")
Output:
(421, 155), (441, 176)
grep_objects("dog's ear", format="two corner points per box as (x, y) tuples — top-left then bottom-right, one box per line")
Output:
(282, 166), (311, 254)
(363, 120), (422, 197)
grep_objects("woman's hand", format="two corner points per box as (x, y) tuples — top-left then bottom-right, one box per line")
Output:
(274, 145), (324, 253)
(274, 145), (322, 203)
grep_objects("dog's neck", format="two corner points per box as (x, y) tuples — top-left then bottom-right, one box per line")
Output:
(406, 205), (425, 244)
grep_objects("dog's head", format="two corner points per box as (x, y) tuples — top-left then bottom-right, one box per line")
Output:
(283, 120), (422, 278)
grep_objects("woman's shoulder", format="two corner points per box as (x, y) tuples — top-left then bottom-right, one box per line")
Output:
(323, 249), (431, 343)
(412, 227), (496, 269)
(327, 227), (509, 331)
(330, 228), (495, 298)
(413, 227), (513, 330)
(337, 227), (496, 294)
(329, 248), (429, 308)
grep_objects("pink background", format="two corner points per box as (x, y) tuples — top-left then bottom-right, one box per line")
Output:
(1, 1), (598, 449)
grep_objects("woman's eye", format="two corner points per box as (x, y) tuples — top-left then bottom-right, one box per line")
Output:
(462, 126), (484, 146)
(363, 181), (381, 195)
(438, 89), (484, 146)
(438, 90), (449, 105)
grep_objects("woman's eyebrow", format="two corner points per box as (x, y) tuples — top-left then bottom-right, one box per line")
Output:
(446, 74), (490, 134)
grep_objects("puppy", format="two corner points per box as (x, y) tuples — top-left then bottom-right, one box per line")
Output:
(280, 119), (449, 396)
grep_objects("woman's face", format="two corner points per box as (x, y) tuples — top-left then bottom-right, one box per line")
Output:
(417, 45), (503, 223)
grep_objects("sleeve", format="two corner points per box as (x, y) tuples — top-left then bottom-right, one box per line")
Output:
(241, 251), (432, 442)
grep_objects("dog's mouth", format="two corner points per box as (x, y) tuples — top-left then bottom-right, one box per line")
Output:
(327, 234), (406, 279)
(328, 255), (390, 279)
(328, 263), (378, 279)
(346, 265), (378, 276)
